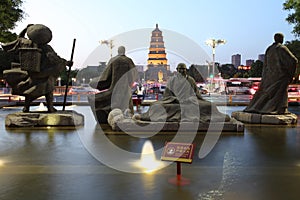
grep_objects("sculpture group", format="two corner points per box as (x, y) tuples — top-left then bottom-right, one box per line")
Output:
(1, 24), (298, 128)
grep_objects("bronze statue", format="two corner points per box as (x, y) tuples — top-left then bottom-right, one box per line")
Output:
(244, 33), (298, 114)
(137, 63), (230, 122)
(1, 24), (73, 113)
(89, 46), (137, 123)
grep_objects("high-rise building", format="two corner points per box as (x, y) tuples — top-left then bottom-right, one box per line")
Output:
(258, 54), (265, 62)
(231, 54), (241, 68)
(246, 59), (254, 66)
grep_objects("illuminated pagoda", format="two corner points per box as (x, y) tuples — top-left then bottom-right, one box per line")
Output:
(145, 24), (171, 83)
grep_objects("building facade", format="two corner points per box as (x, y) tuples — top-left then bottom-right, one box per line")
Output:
(258, 54), (265, 62)
(231, 54), (241, 68)
(246, 59), (254, 66)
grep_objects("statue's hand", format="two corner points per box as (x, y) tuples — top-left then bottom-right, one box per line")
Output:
(66, 60), (73, 67)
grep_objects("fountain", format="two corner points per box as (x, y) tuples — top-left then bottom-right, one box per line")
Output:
(135, 140), (165, 173)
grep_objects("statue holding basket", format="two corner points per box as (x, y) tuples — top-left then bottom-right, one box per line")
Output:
(1, 24), (73, 112)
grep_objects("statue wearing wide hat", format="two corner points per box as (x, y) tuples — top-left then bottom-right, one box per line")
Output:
(2, 24), (73, 113)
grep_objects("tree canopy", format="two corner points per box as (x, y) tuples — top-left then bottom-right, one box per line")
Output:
(0, 0), (25, 42)
(249, 60), (263, 78)
(283, 0), (300, 37)
(0, 0), (25, 76)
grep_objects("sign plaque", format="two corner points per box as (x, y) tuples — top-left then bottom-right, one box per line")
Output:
(161, 142), (195, 163)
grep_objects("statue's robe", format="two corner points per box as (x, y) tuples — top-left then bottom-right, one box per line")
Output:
(89, 55), (137, 123)
(140, 74), (230, 123)
(244, 42), (298, 114)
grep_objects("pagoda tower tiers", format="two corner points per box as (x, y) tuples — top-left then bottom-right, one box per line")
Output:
(148, 24), (168, 66)
(146, 24), (171, 83)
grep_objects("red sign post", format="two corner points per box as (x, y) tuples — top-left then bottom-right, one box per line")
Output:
(161, 142), (195, 185)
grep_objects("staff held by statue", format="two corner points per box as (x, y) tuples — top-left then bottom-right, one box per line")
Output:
(63, 38), (76, 111)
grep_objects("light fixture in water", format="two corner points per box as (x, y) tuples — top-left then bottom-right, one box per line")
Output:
(135, 140), (165, 173)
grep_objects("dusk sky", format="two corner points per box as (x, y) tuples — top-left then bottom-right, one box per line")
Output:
(14, 0), (296, 70)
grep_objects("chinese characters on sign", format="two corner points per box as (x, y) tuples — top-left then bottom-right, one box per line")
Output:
(161, 142), (195, 163)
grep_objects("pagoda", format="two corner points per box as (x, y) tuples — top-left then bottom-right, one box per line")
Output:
(145, 24), (171, 83)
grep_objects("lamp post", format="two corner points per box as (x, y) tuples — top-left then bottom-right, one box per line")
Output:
(100, 39), (114, 58)
(72, 78), (76, 86)
(205, 60), (212, 92)
(206, 39), (226, 90)
(57, 77), (61, 86)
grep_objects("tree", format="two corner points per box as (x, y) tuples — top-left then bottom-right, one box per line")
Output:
(283, 0), (300, 37)
(249, 60), (263, 77)
(188, 64), (205, 82)
(59, 68), (79, 86)
(0, 0), (25, 42)
(217, 64), (237, 79)
(285, 40), (300, 83)
(0, 0), (25, 76)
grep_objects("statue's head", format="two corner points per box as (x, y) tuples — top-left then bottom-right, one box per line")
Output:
(118, 46), (126, 56)
(274, 33), (284, 44)
(27, 24), (52, 45)
(176, 63), (187, 76)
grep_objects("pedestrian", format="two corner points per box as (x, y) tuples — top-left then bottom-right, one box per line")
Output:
(136, 84), (145, 100)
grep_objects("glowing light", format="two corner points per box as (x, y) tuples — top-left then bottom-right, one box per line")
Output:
(135, 140), (165, 173)
(34, 102), (47, 111)
(0, 160), (5, 166)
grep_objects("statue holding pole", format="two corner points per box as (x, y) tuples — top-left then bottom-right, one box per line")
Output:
(1, 24), (74, 113)
(2, 24), (84, 127)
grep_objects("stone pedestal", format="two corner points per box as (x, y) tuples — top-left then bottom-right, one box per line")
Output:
(231, 111), (298, 125)
(5, 110), (84, 127)
(107, 109), (244, 133)
(112, 119), (244, 133)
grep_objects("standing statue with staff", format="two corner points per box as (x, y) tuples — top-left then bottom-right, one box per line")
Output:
(1, 24), (74, 112)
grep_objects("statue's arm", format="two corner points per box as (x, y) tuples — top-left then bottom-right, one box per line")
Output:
(188, 76), (203, 100)
(96, 65), (112, 90)
(279, 46), (298, 81)
(45, 45), (67, 65)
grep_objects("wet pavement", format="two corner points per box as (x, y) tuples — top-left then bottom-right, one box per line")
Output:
(0, 105), (300, 200)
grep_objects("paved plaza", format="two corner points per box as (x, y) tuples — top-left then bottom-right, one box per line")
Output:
(0, 104), (299, 200)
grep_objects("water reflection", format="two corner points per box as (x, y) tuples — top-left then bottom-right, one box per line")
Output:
(0, 105), (300, 199)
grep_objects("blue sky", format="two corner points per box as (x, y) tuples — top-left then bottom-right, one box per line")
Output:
(14, 0), (295, 70)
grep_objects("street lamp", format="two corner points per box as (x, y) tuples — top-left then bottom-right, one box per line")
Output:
(206, 60), (212, 92)
(72, 78), (76, 86)
(100, 39), (114, 58)
(206, 39), (226, 89)
(57, 77), (61, 86)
